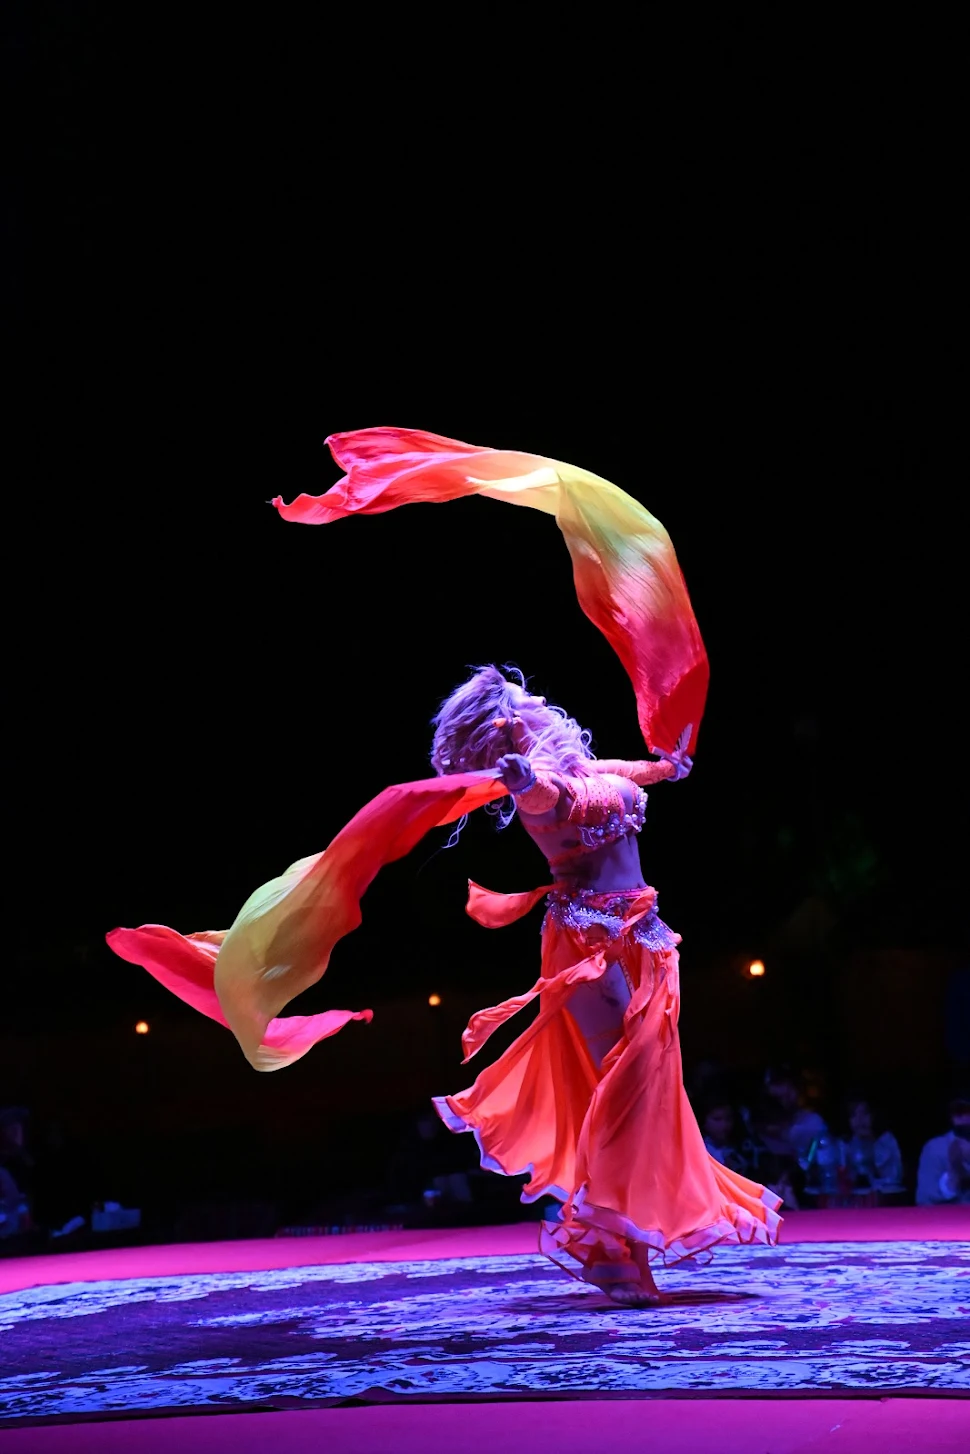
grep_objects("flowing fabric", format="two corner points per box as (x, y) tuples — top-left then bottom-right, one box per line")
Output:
(436, 886), (783, 1282)
(272, 429), (708, 758)
(105, 425), (777, 1275)
(108, 774), (506, 1070)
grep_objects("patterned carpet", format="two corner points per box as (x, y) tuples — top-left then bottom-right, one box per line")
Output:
(1, 1240), (968, 1422)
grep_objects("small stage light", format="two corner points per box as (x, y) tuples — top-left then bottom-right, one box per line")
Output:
(135, 1021), (150, 1034)
(748, 960), (766, 978)
(428, 994), (442, 1007)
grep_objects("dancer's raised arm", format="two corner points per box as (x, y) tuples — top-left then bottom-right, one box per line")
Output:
(590, 756), (690, 786)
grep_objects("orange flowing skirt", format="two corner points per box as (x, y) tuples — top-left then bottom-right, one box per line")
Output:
(435, 885), (782, 1288)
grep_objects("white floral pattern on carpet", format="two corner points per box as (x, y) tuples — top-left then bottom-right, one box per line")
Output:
(0, 1240), (968, 1420)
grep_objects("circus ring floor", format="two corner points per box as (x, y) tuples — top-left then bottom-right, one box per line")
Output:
(0, 1206), (967, 1453)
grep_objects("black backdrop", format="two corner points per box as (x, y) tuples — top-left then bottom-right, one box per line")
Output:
(7, 8), (965, 1230)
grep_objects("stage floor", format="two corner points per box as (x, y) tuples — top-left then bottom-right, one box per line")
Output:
(1, 1208), (967, 1452)
(2, 1398), (968, 1454)
(3, 1205), (967, 1295)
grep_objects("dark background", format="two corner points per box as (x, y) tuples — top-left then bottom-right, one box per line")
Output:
(6, 8), (966, 1238)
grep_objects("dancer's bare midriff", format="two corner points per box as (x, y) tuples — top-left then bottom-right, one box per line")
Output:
(519, 773), (648, 894)
(518, 773), (647, 1070)
(519, 776), (669, 1306)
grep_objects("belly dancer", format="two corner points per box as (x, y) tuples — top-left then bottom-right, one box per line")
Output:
(427, 666), (780, 1305)
(108, 427), (782, 1306)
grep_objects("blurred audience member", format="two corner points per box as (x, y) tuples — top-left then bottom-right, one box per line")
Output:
(838, 1096), (904, 1193)
(32, 1120), (92, 1239)
(0, 1108), (33, 1239)
(0, 1107), (33, 1185)
(384, 1107), (480, 1216)
(759, 1067), (828, 1165)
(687, 1060), (730, 1107)
(0, 1165), (30, 1239)
(701, 1100), (753, 1177)
(744, 1067), (829, 1210)
(916, 1094), (970, 1205)
(726, 1107), (798, 1208)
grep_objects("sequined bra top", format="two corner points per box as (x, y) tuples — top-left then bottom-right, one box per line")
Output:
(531, 775), (648, 871)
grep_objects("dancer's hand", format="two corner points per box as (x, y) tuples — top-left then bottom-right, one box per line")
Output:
(664, 751), (693, 782)
(660, 723), (693, 781)
(496, 753), (535, 794)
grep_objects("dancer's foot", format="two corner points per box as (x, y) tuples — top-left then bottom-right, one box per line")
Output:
(605, 1254), (666, 1307)
(606, 1283), (665, 1308)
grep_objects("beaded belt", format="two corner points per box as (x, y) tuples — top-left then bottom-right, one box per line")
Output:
(544, 887), (679, 951)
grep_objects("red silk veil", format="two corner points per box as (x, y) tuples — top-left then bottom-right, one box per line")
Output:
(108, 774), (506, 1070)
(274, 428), (708, 758)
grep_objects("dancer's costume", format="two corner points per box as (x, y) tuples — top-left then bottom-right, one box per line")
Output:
(108, 428), (781, 1287)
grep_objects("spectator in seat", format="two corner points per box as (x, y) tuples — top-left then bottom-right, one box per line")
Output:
(916, 1094), (970, 1205)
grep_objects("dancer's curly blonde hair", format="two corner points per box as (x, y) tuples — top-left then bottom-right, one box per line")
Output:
(431, 665), (595, 779)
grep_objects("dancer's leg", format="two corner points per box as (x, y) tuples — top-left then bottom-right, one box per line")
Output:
(564, 959), (630, 1070)
(565, 960), (667, 1304)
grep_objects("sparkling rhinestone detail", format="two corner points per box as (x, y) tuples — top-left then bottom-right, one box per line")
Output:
(544, 886), (679, 950)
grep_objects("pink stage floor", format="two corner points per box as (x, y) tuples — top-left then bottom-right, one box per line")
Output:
(2, 1398), (968, 1454)
(1, 1207), (967, 1453)
(3, 1205), (967, 1295)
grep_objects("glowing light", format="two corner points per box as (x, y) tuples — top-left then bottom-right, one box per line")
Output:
(748, 960), (766, 978)
(428, 994), (442, 1007)
(135, 1021), (150, 1034)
